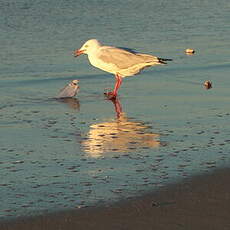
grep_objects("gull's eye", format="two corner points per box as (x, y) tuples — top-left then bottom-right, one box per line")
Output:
(85, 45), (89, 48)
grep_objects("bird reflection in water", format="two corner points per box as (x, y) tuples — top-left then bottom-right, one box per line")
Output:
(57, 98), (80, 111)
(82, 98), (161, 158)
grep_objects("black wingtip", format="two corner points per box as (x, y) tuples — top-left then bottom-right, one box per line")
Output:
(159, 58), (173, 62)
(158, 58), (173, 64)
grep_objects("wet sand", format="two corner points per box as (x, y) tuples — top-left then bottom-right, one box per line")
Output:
(1, 168), (230, 230)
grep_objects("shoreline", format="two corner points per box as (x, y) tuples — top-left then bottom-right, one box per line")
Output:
(1, 168), (230, 230)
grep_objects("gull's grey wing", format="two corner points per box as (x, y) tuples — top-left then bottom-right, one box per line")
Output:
(98, 47), (161, 69)
(57, 84), (79, 98)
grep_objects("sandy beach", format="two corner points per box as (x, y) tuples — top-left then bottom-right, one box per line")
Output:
(1, 168), (230, 230)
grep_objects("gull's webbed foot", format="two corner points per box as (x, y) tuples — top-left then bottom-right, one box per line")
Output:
(104, 91), (117, 100)
(104, 88), (117, 100)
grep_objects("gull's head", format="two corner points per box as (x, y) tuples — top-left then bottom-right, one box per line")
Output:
(74, 39), (102, 57)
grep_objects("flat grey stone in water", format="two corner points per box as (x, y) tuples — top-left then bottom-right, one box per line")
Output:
(57, 80), (79, 98)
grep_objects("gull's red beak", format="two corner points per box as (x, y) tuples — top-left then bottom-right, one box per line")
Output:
(74, 49), (85, 57)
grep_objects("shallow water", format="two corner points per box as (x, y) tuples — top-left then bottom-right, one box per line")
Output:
(0, 0), (230, 220)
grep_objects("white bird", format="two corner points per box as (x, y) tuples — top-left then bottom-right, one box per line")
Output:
(74, 39), (172, 99)
(57, 80), (79, 98)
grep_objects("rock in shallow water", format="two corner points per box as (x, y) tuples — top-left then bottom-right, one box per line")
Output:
(203, 80), (212, 90)
(57, 80), (79, 98)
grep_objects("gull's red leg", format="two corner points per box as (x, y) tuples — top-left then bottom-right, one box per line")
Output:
(113, 74), (123, 96)
(105, 73), (123, 100)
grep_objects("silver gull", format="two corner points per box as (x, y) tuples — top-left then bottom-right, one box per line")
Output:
(74, 39), (172, 99)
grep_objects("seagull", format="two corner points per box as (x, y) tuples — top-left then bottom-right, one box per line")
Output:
(74, 39), (172, 99)
(57, 80), (79, 98)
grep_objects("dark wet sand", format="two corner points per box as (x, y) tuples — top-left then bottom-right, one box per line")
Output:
(1, 168), (230, 230)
